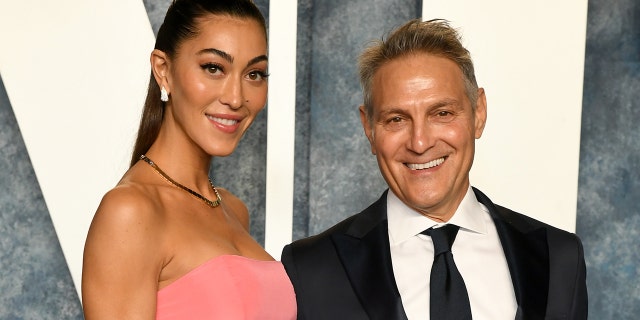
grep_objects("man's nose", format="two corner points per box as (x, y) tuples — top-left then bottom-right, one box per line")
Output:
(407, 123), (433, 154)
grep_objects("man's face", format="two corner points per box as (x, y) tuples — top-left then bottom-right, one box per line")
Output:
(360, 53), (486, 222)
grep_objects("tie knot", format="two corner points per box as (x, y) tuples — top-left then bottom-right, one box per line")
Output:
(423, 224), (460, 255)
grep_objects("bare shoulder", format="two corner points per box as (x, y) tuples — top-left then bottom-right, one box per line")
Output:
(84, 181), (167, 267)
(90, 183), (162, 234)
(85, 180), (170, 261)
(82, 182), (165, 318)
(217, 187), (250, 230)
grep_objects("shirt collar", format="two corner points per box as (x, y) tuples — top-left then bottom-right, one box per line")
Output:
(387, 186), (488, 245)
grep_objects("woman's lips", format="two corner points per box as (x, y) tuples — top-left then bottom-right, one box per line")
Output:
(206, 114), (241, 133)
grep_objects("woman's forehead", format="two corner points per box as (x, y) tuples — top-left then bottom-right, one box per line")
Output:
(173, 15), (267, 62)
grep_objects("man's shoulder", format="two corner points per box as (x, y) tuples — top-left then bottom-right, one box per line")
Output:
(494, 203), (578, 238)
(474, 187), (577, 235)
(493, 203), (550, 229)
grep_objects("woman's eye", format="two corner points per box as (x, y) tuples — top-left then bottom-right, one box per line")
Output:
(202, 63), (223, 75)
(247, 70), (269, 81)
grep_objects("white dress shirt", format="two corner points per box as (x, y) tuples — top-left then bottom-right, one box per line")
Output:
(387, 186), (517, 320)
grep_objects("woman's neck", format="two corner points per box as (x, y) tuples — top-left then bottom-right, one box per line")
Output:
(144, 134), (213, 194)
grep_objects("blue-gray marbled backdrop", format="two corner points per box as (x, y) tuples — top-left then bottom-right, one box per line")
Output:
(0, 76), (83, 318)
(577, 0), (640, 318)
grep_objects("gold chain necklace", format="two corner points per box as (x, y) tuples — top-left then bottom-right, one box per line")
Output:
(140, 155), (222, 208)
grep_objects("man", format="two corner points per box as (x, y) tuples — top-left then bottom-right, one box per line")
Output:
(281, 19), (587, 320)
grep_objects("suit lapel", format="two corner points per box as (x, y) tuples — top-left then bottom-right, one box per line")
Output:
(329, 188), (550, 319)
(332, 192), (408, 320)
(473, 188), (550, 319)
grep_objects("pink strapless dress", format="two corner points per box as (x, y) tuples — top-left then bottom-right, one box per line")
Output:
(156, 255), (296, 319)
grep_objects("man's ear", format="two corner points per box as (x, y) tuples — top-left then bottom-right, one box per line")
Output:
(151, 49), (170, 94)
(474, 88), (487, 139)
(359, 105), (376, 155)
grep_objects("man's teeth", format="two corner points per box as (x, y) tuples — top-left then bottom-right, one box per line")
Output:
(407, 157), (445, 170)
(208, 115), (238, 126)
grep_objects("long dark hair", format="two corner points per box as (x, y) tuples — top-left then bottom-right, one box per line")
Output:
(130, 0), (267, 167)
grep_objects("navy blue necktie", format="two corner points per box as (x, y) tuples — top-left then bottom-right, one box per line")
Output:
(423, 224), (472, 319)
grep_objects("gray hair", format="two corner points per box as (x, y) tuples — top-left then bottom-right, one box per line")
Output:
(358, 18), (478, 122)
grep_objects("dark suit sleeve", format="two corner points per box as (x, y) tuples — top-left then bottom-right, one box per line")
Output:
(281, 234), (373, 320)
(547, 231), (588, 319)
(570, 237), (588, 319)
(281, 244), (306, 320)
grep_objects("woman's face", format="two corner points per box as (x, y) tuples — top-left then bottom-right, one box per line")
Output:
(163, 15), (268, 157)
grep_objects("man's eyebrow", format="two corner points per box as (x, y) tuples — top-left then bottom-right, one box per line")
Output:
(378, 107), (409, 118)
(197, 48), (268, 68)
(430, 98), (460, 108)
(377, 99), (461, 116)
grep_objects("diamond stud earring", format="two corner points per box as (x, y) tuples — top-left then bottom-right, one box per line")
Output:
(160, 86), (169, 102)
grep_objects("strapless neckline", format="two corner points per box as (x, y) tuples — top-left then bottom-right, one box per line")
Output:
(155, 254), (296, 319)
(159, 254), (279, 292)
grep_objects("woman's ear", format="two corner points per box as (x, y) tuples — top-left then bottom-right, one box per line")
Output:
(151, 49), (170, 94)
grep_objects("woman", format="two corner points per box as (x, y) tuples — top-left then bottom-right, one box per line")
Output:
(81, 1), (296, 319)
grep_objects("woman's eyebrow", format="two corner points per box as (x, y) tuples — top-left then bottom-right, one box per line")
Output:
(197, 48), (233, 63)
(247, 55), (268, 67)
(197, 48), (267, 68)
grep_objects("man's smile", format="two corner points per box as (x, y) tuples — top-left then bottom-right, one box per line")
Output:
(405, 156), (446, 170)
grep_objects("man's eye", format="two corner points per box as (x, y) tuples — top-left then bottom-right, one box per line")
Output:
(390, 116), (402, 122)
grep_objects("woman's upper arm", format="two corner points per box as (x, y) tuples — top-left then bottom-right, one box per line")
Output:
(82, 188), (164, 320)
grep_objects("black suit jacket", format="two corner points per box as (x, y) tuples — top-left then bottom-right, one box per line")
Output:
(281, 188), (587, 320)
